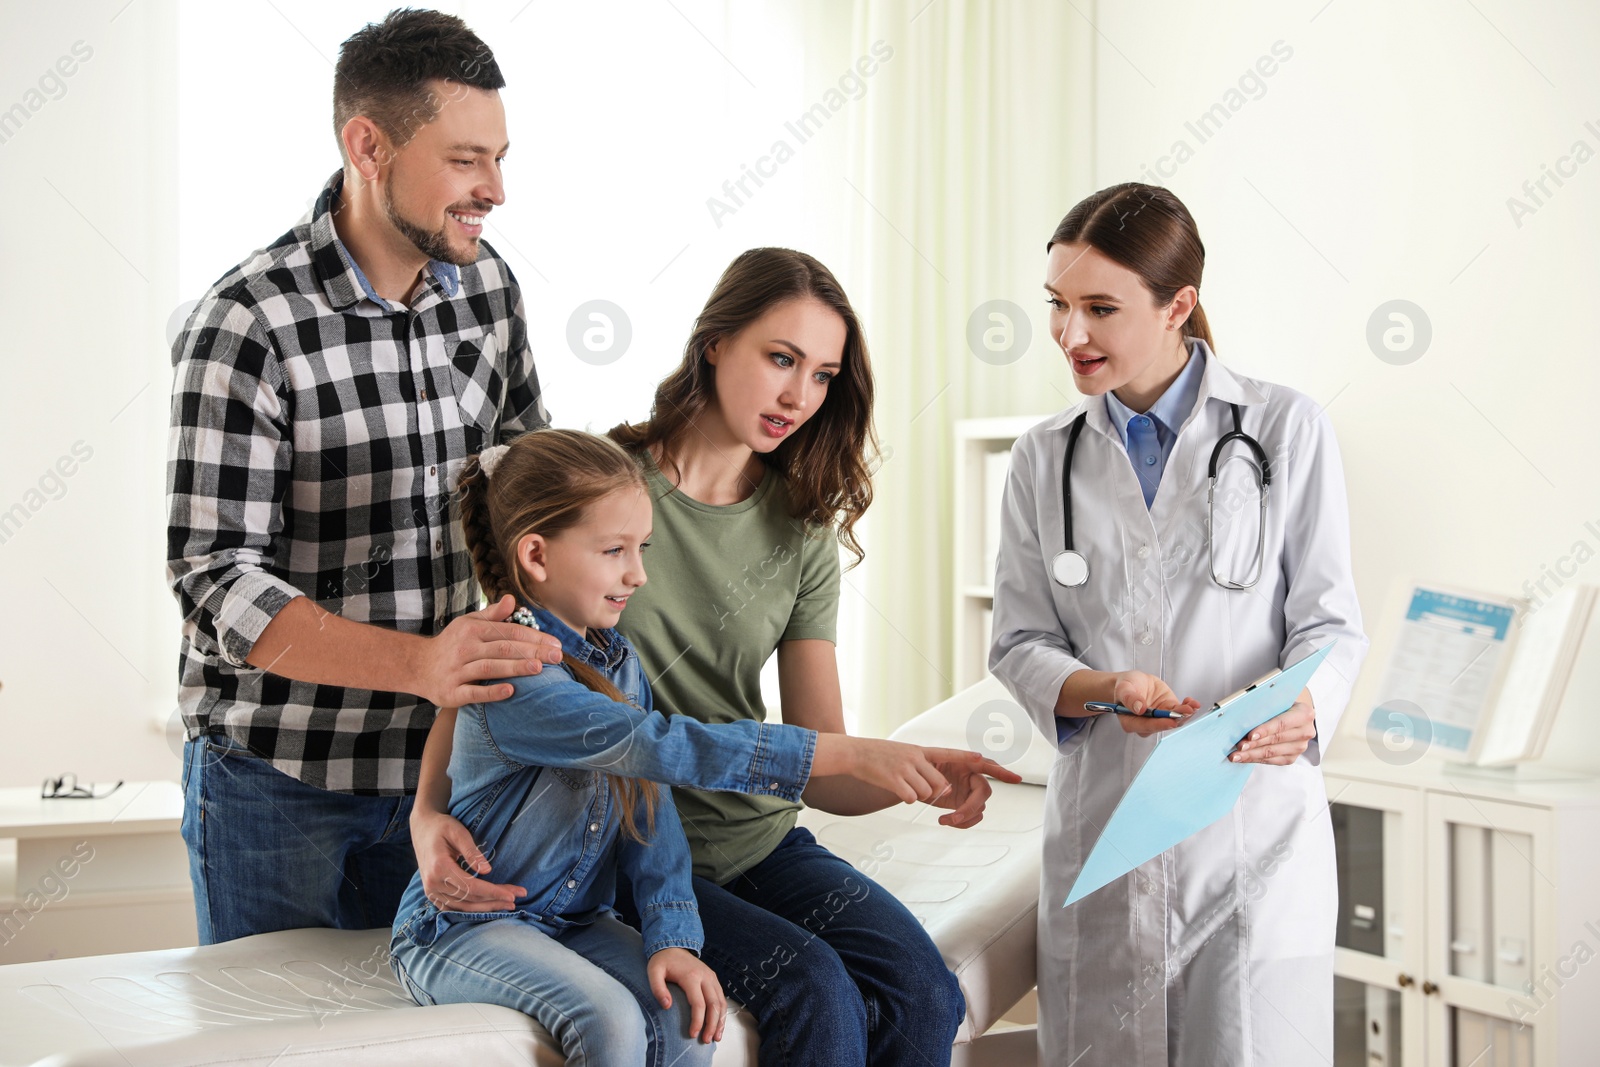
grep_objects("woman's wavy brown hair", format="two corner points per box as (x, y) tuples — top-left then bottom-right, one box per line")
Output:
(457, 428), (659, 843)
(609, 247), (878, 567)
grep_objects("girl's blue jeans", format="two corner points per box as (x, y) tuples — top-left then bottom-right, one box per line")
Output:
(390, 910), (714, 1067)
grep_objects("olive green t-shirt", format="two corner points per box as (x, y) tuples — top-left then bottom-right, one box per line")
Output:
(616, 452), (841, 884)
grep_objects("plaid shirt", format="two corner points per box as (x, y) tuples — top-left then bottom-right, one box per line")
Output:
(166, 171), (548, 795)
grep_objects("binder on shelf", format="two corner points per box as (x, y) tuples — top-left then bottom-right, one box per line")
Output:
(1454, 1010), (1490, 1064)
(1332, 803), (1386, 957)
(1449, 822), (1537, 991)
(1454, 1008), (1532, 1063)
(1364, 985), (1398, 1066)
(1489, 829), (1534, 994)
(1450, 823), (1490, 984)
(1381, 809), (1408, 959)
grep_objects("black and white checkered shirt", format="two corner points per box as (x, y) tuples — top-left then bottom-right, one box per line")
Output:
(167, 171), (548, 795)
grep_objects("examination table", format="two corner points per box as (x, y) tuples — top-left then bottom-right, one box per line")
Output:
(0, 677), (1052, 1067)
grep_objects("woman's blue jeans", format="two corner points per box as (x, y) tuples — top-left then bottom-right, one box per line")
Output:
(180, 734), (417, 944)
(624, 826), (965, 1067)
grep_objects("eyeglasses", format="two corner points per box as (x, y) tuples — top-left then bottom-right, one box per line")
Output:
(41, 773), (123, 800)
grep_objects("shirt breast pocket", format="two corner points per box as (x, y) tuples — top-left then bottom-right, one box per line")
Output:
(448, 333), (504, 455)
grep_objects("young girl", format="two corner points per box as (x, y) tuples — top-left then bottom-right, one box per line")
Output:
(393, 428), (992, 1066)
(989, 183), (1369, 1064)
(413, 249), (1013, 1066)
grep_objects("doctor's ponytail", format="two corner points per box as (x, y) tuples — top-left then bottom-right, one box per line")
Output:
(1047, 183), (1215, 351)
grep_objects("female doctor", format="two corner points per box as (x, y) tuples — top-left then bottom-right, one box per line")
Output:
(989, 182), (1369, 1066)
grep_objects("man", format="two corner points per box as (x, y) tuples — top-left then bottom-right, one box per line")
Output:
(167, 8), (557, 945)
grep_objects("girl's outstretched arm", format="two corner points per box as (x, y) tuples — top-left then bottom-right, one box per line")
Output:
(488, 662), (998, 807)
(481, 665), (815, 796)
(782, 639), (1022, 825)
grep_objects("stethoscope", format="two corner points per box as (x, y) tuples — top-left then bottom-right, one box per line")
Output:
(1050, 403), (1270, 590)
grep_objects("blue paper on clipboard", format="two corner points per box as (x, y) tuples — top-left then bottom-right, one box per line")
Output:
(1064, 642), (1336, 907)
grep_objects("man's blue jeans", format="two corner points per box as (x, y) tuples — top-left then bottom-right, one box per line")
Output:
(180, 734), (417, 944)
(623, 826), (965, 1066)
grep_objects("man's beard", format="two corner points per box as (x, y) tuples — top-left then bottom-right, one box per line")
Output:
(383, 185), (479, 268)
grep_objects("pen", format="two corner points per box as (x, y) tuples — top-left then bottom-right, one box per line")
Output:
(1084, 700), (1188, 720)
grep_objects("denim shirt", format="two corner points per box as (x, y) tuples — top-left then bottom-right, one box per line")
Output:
(392, 605), (818, 959)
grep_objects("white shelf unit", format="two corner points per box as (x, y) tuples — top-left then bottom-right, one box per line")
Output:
(952, 415), (1056, 690)
(0, 780), (195, 963)
(1323, 753), (1600, 1066)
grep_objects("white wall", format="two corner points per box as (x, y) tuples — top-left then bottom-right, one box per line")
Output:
(175, 1), (850, 431)
(0, 1), (179, 788)
(1087, 0), (1600, 754)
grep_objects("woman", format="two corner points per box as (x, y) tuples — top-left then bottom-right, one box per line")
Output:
(415, 248), (1010, 1066)
(989, 183), (1369, 1065)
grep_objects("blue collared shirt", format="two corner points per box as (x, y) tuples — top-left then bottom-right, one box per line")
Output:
(343, 243), (460, 311)
(328, 182), (460, 310)
(391, 604), (816, 959)
(1104, 340), (1208, 508)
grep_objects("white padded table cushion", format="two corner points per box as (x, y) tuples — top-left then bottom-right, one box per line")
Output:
(0, 928), (566, 1067)
(801, 673), (1048, 1039)
(0, 679), (1044, 1066)
(0, 926), (768, 1067)
(795, 779), (1043, 1042)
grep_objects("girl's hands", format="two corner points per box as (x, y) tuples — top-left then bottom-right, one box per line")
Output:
(1231, 688), (1316, 765)
(1107, 671), (1202, 737)
(813, 736), (1019, 808)
(648, 947), (726, 1044)
(813, 735), (950, 803)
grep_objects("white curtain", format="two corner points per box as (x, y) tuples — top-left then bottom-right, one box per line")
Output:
(821, 0), (1096, 734)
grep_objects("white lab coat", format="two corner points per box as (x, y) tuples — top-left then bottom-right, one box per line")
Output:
(989, 347), (1369, 1067)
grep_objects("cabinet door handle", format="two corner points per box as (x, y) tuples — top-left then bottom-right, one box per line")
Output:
(1422, 981), (1440, 996)
(1397, 972), (1415, 988)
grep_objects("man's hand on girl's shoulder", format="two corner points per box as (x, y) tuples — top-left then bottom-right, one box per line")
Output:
(409, 594), (562, 708)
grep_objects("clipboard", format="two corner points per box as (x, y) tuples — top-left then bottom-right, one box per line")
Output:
(1064, 642), (1336, 907)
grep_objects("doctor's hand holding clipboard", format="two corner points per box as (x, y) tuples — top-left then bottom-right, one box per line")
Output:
(986, 182), (1370, 1067)
(1229, 687), (1318, 763)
